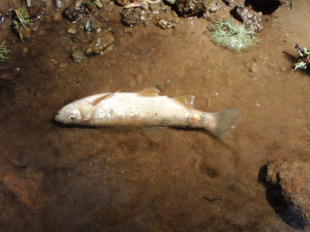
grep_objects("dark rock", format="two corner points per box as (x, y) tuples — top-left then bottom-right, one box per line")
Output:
(263, 159), (310, 229)
(63, 6), (80, 22)
(234, 6), (263, 33)
(176, 0), (206, 16)
(245, 0), (290, 14)
(28, 0), (46, 17)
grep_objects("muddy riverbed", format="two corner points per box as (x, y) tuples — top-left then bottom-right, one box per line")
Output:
(1, 0), (310, 231)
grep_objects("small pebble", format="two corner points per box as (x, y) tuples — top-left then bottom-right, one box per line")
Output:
(165, 79), (171, 85)
(68, 28), (77, 34)
(250, 63), (257, 73)
(54, 0), (64, 9)
(72, 37), (80, 43)
(131, 55), (138, 60)
(123, 27), (133, 33)
(45, 15), (53, 23)
(128, 68), (136, 75)
(0, 73), (11, 80)
(129, 80), (136, 88)
(281, 66), (287, 72)
(22, 47), (29, 54)
(52, 13), (62, 22)
(136, 74), (144, 82)
(59, 63), (68, 68)
(71, 49), (87, 63)
(37, 30), (45, 36)
(109, 59), (117, 65)
(23, 28), (31, 39)
(50, 59), (58, 64)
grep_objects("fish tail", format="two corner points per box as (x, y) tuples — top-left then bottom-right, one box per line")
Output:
(206, 108), (242, 143)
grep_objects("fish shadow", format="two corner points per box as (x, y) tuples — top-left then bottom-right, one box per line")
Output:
(171, 127), (235, 147)
(282, 51), (296, 63)
(53, 119), (95, 129)
(258, 165), (306, 230)
(53, 118), (235, 148)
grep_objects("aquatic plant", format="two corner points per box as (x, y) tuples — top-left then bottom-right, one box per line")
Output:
(92, 0), (103, 8)
(0, 42), (10, 62)
(293, 44), (310, 70)
(209, 18), (258, 51)
(12, 8), (31, 40)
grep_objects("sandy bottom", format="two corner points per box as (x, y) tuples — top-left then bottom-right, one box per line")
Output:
(0, 1), (310, 231)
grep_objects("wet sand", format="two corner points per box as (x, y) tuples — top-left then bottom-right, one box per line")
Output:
(0, 1), (310, 231)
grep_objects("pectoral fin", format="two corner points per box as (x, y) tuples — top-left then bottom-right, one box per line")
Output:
(90, 92), (119, 106)
(173, 95), (195, 109)
(138, 87), (160, 97)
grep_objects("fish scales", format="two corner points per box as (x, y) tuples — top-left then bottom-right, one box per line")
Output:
(91, 93), (197, 126)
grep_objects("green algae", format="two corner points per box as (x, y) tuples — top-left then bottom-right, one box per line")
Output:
(209, 18), (258, 51)
(0, 42), (9, 62)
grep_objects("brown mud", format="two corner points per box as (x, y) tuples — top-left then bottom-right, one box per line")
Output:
(0, 0), (310, 231)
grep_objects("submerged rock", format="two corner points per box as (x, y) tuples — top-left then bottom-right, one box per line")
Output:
(71, 49), (87, 63)
(176, 0), (206, 16)
(157, 18), (177, 29)
(263, 159), (310, 229)
(234, 6), (263, 34)
(83, 32), (115, 56)
(176, 0), (225, 17)
(63, 6), (80, 22)
(153, 5), (179, 29)
(121, 8), (153, 26)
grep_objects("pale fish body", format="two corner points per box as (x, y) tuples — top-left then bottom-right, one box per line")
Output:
(55, 88), (241, 142)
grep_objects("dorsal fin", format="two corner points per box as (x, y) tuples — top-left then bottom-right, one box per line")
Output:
(138, 87), (160, 97)
(173, 95), (195, 109)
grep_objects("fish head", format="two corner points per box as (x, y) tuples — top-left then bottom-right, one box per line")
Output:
(55, 99), (93, 125)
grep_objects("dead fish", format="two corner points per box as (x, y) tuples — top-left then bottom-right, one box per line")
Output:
(55, 88), (241, 142)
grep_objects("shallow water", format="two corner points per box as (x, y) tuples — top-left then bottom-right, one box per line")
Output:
(1, 1), (310, 231)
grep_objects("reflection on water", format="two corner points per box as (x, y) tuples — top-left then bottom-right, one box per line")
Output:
(0, 1), (310, 231)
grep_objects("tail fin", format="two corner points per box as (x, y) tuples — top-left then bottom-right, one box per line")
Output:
(207, 108), (242, 143)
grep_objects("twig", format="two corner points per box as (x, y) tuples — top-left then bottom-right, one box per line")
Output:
(26, 0), (31, 7)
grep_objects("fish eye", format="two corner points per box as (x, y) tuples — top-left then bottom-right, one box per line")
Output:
(69, 114), (76, 120)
